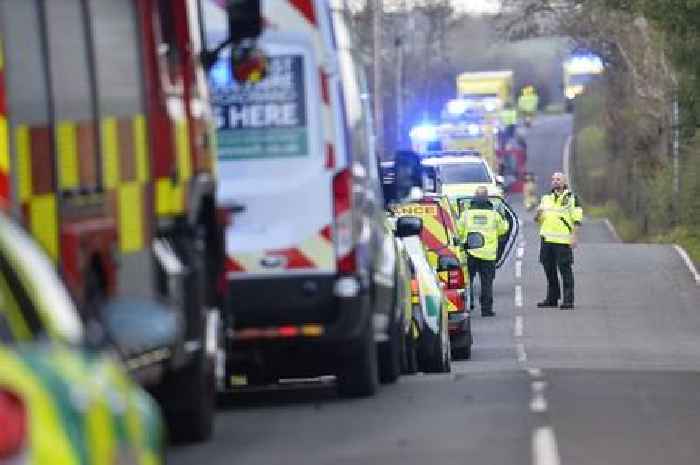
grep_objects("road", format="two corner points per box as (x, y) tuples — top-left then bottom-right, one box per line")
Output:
(169, 114), (700, 465)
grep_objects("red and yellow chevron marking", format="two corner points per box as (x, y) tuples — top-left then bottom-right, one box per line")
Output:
(443, 288), (465, 313)
(225, 225), (334, 274)
(0, 38), (10, 210)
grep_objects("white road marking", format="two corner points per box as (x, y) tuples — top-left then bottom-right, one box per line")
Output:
(603, 218), (621, 242)
(516, 260), (522, 278)
(533, 426), (561, 465)
(517, 247), (524, 258)
(515, 285), (523, 307)
(516, 343), (527, 363)
(532, 380), (547, 393)
(562, 134), (573, 180)
(528, 368), (543, 378)
(674, 244), (700, 285)
(514, 315), (523, 337)
(530, 394), (548, 413)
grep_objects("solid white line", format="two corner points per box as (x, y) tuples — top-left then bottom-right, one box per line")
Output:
(515, 285), (523, 307)
(528, 368), (543, 378)
(514, 315), (524, 337)
(533, 427), (561, 465)
(530, 394), (548, 413)
(517, 247), (525, 258)
(516, 260), (522, 278)
(562, 134), (573, 180)
(603, 218), (621, 242)
(516, 343), (527, 363)
(674, 245), (700, 285)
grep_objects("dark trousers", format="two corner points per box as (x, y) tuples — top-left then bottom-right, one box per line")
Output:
(467, 256), (496, 312)
(539, 239), (574, 304)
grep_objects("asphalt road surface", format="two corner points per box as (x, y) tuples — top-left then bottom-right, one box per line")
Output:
(169, 114), (700, 465)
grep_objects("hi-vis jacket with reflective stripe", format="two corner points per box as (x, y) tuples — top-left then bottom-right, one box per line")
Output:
(537, 189), (583, 245)
(460, 205), (508, 261)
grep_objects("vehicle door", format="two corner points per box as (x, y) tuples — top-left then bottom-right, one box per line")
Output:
(457, 195), (519, 268)
(205, 0), (335, 278)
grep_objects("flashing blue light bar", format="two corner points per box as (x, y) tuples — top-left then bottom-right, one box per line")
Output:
(409, 124), (438, 142)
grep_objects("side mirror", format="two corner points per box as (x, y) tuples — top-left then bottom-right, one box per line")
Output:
(438, 255), (461, 272)
(101, 298), (179, 359)
(396, 216), (423, 238)
(227, 0), (262, 43)
(464, 232), (485, 250)
(452, 237), (461, 247)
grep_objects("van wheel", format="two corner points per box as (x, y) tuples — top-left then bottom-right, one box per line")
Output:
(161, 347), (215, 443)
(378, 315), (402, 384)
(402, 328), (418, 375)
(337, 322), (379, 397)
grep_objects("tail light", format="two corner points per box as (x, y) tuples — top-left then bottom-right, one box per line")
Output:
(333, 169), (355, 273)
(0, 390), (27, 459)
(447, 269), (465, 289)
(410, 278), (420, 304)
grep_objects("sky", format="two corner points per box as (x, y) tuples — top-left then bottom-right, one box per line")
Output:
(452, 0), (501, 14)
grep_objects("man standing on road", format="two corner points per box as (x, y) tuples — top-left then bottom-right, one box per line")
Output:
(461, 186), (509, 317)
(535, 172), (583, 309)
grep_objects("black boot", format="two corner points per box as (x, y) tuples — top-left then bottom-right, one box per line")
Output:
(560, 302), (574, 310)
(537, 300), (558, 308)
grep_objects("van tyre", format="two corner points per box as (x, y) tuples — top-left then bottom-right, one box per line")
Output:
(451, 319), (472, 360)
(337, 321), (379, 397)
(378, 315), (402, 384)
(402, 328), (418, 375)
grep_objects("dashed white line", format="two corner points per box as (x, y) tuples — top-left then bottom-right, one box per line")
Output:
(528, 368), (543, 378)
(515, 285), (523, 307)
(530, 394), (548, 413)
(533, 426), (561, 465)
(515, 260), (522, 278)
(514, 315), (524, 337)
(516, 343), (527, 363)
(517, 247), (525, 258)
(531, 380), (547, 393)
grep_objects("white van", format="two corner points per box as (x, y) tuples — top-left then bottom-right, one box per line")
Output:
(205, 0), (402, 396)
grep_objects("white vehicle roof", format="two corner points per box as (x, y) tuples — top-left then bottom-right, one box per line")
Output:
(421, 155), (485, 166)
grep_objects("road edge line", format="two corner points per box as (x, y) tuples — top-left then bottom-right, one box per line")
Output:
(603, 218), (621, 243)
(673, 244), (700, 285)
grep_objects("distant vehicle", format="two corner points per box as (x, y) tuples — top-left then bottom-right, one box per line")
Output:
(456, 71), (514, 115)
(563, 54), (604, 112)
(0, 214), (165, 465)
(421, 154), (504, 200)
(210, 0), (401, 397)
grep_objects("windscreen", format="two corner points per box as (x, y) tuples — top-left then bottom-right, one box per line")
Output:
(438, 163), (492, 184)
(568, 73), (597, 86)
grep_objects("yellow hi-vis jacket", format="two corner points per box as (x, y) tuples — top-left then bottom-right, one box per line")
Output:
(500, 108), (518, 126)
(461, 205), (509, 261)
(537, 189), (583, 244)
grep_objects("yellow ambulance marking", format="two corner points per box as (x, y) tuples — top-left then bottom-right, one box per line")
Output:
(56, 121), (79, 190)
(393, 205), (438, 216)
(118, 181), (143, 253)
(30, 194), (58, 260)
(133, 115), (149, 183)
(101, 117), (120, 189)
(0, 117), (9, 174)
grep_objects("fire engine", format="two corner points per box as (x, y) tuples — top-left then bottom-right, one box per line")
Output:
(0, 0), (259, 442)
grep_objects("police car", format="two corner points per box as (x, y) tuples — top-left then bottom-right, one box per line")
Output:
(0, 215), (166, 465)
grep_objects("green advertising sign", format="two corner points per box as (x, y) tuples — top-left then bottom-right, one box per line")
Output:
(209, 54), (309, 160)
